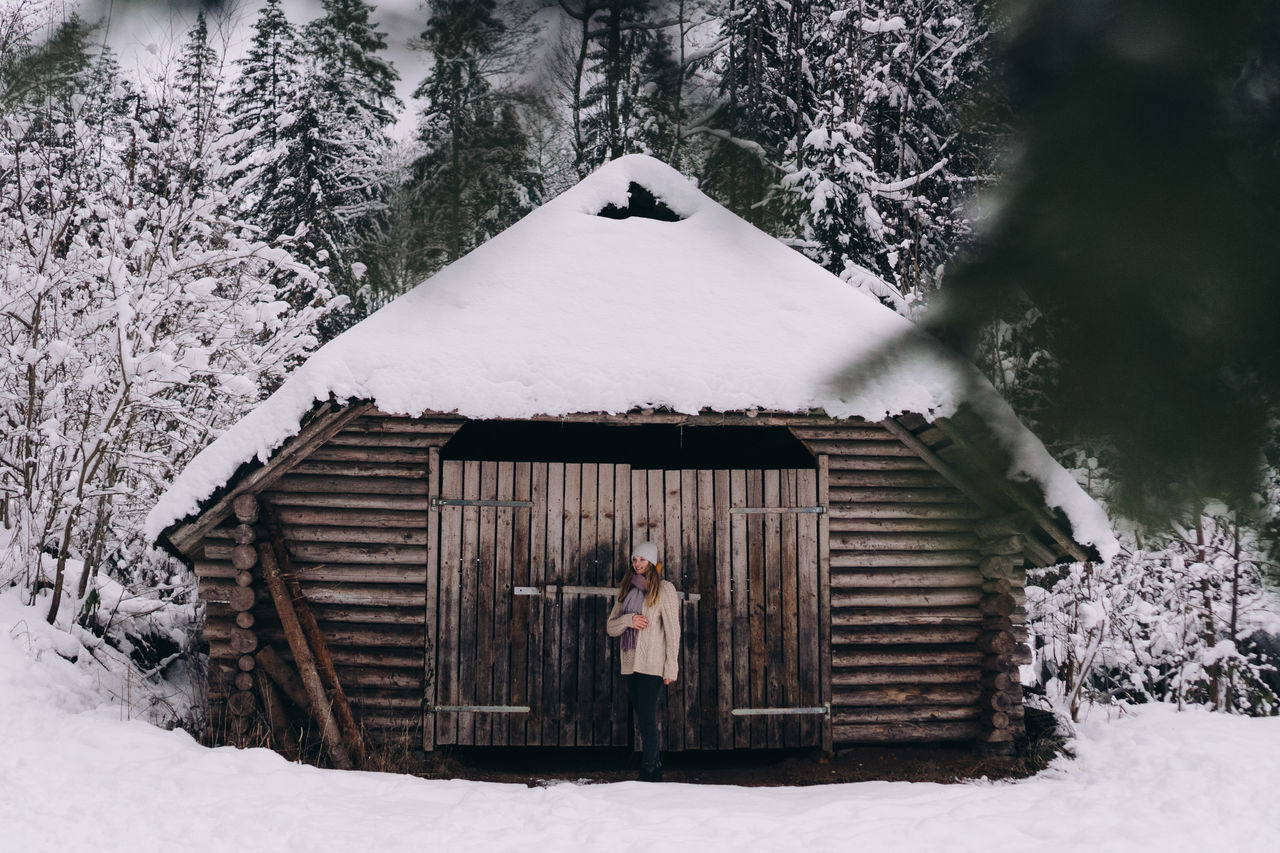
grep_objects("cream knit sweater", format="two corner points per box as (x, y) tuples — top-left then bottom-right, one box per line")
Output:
(606, 579), (681, 682)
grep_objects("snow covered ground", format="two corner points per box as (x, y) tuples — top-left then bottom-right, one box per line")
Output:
(2, 588), (1277, 853)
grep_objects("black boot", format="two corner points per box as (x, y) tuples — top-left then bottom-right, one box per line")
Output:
(641, 761), (662, 783)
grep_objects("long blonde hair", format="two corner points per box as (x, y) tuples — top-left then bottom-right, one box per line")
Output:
(616, 560), (662, 608)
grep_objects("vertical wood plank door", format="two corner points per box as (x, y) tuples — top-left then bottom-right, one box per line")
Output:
(428, 459), (538, 747)
(709, 468), (826, 749)
(631, 467), (825, 752)
(547, 462), (631, 746)
(428, 461), (632, 748)
(427, 461), (826, 751)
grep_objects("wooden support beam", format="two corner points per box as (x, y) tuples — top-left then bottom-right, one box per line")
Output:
(932, 417), (1090, 563)
(255, 668), (300, 761)
(423, 446), (440, 752)
(271, 535), (368, 770)
(257, 537), (353, 770)
(255, 645), (310, 710)
(881, 417), (1062, 566)
(878, 417), (1003, 515)
(255, 496), (369, 768)
(817, 454), (833, 754)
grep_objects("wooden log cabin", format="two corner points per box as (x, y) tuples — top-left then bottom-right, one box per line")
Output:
(150, 155), (1114, 764)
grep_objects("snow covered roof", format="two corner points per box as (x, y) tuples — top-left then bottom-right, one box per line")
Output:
(147, 155), (1116, 560)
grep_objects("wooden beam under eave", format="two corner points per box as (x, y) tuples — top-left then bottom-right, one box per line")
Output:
(519, 409), (851, 428)
(879, 417), (1060, 567)
(165, 401), (374, 555)
(932, 417), (1090, 564)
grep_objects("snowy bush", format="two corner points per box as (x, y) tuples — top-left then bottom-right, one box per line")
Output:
(0, 9), (333, 629)
(1028, 515), (1280, 720)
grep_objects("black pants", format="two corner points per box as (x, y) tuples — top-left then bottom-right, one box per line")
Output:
(626, 672), (662, 770)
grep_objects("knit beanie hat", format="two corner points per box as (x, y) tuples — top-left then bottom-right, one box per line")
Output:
(631, 541), (659, 567)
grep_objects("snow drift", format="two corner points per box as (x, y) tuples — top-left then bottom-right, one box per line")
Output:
(2, 586), (1277, 853)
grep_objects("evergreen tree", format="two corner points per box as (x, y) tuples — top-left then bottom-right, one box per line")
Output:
(225, 0), (327, 311)
(269, 88), (358, 312)
(405, 0), (541, 273)
(580, 0), (651, 167)
(852, 1), (992, 302)
(175, 12), (219, 149)
(225, 0), (300, 207)
(631, 25), (683, 160)
(780, 3), (917, 307)
(699, 0), (790, 232)
(931, 0), (1280, 521)
(299, 0), (403, 327)
(170, 11), (223, 193)
(304, 0), (401, 131)
(699, 1), (992, 311)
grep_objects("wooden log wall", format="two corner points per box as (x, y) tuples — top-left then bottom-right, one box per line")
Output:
(192, 407), (1055, 752)
(789, 419), (995, 746)
(914, 412), (1040, 672)
(198, 412), (463, 740)
(223, 495), (263, 743)
(975, 534), (1029, 752)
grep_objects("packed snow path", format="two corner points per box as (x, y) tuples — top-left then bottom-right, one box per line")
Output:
(3, 595), (1277, 853)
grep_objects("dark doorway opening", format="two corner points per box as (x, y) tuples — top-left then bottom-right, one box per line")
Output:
(440, 421), (815, 469)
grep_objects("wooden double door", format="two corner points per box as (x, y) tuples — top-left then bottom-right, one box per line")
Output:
(425, 456), (830, 750)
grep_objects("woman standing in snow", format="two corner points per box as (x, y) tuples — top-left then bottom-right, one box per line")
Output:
(606, 541), (680, 782)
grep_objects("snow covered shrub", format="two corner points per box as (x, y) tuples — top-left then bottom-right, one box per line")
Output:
(1027, 516), (1279, 720)
(0, 10), (334, 625)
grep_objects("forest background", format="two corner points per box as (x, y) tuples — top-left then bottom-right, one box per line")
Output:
(1, 0), (1277, 730)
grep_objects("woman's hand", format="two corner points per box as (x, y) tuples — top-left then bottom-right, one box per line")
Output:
(663, 678), (674, 685)
(631, 614), (649, 630)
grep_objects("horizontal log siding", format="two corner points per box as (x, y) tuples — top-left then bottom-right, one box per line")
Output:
(909, 412), (1038, 641)
(198, 413), (461, 741)
(194, 408), (1040, 751)
(790, 419), (986, 745)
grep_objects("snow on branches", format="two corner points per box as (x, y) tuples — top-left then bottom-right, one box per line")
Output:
(1028, 514), (1279, 720)
(0, 8), (334, 624)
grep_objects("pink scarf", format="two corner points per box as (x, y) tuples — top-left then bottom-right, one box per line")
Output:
(620, 574), (647, 652)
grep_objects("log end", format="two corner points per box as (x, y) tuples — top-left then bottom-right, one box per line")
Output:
(232, 494), (260, 523)
(230, 544), (259, 571)
(228, 586), (256, 613)
(228, 690), (256, 717)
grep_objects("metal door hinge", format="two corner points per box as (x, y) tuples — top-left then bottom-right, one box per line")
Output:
(731, 703), (830, 717)
(729, 505), (825, 515)
(432, 498), (534, 509)
(430, 704), (531, 714)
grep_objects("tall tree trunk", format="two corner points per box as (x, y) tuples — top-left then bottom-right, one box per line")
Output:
(669, 0), (686, 166)
(605, 0), (623, 159)
(1195, 513), (1221, 709)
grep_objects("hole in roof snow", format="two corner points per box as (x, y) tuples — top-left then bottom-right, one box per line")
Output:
(596, 182), (683, 222)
